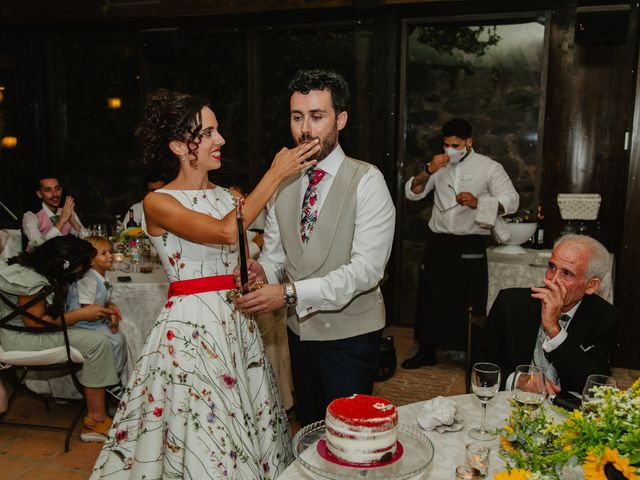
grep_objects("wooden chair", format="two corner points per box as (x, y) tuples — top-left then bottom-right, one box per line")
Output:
(465, 306), (487, 394)
(0, 281), (86, 452)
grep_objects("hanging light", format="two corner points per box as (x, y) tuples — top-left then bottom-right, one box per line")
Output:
(1, 136), (18, 148)
(107, 97), (122, 109)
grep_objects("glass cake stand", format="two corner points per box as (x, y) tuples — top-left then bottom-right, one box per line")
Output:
(292, 421), (434, 479)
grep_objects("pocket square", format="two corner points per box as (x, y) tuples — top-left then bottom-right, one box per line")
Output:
(580, 344), (595, 352)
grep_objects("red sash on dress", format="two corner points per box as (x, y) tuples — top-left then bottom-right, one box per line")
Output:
(167, 275), (236, 299)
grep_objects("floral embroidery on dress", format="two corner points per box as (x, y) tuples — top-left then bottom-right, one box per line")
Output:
(90, 187), (291, 479)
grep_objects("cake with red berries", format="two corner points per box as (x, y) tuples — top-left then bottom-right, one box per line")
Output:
(325, 394), (398, 465)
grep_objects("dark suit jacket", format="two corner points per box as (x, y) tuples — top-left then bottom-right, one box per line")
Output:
(474, 288), (619, 395)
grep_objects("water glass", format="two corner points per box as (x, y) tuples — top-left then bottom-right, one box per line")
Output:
(582, 374), (617, 404)
(79, 227), (92, 239)
(511, 364), (546, 411)
(465, 443), (490, 477)
(91, 223), (108, 237)
(112, 252), (125, 271)
(469, 362), (500, 441)
(129, 240), (141, 273)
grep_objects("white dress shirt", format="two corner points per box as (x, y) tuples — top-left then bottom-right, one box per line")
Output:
(506, 302), (581, 389)
(260, 144), (396, 318)
(405, 149), (519, 235)
(77, 269), (111, 305)
(22, 202), (82, 248)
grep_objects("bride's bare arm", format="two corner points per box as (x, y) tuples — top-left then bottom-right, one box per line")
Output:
(144, 140), (319, 245)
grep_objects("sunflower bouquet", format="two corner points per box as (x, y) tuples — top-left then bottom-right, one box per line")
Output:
(496, 379), (640, 480)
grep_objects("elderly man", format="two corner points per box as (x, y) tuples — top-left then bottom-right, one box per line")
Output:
(22, 176), (83, 250)
(475, 234), (619, 396)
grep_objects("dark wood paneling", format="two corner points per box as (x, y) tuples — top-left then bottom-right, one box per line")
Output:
(542, 4), (632, 253)
(617, 3), (640, 369)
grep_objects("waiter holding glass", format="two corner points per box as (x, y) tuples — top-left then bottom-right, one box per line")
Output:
(402, 118), (519, 369)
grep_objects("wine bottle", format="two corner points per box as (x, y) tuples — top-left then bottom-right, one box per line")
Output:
(534, 206), (545, 249)
(126, 208), (137, 228)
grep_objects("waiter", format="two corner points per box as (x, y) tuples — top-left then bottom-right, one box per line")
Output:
(402, 118), (519, 368)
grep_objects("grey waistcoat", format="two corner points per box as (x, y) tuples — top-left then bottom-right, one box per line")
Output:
(274, 156), (385, 341)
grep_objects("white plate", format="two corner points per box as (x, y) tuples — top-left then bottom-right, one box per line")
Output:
(293, 421), (434, 480)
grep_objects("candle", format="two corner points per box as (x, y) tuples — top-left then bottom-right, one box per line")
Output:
(465, 443), (490, 477)
(456, 465), (481, 479)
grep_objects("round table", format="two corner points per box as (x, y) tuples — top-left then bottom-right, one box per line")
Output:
(280, 391), (518, 479)
(106, 267), (169, 378)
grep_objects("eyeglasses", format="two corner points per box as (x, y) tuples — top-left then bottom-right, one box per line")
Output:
(433, 184), (460, 214)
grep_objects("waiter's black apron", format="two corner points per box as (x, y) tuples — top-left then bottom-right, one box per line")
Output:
(414, 229), (488, 351)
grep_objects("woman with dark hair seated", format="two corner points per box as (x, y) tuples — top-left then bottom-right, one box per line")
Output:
(0, 235), (121, 441)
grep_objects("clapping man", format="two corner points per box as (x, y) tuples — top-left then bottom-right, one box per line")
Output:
(22, 176), (84, 250)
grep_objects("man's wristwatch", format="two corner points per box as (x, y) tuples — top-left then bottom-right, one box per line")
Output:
(283, 282), (297, 307)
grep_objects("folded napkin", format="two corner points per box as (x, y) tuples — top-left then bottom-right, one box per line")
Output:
(417, 396), (464, 433)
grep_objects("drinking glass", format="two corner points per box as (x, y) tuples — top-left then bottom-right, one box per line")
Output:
(91, 223), (108, 237)
(511, 364), (546, 412)
(582, 374), (617, 404)
(78, 227), (92, 239)
(465, 443), (490, 477)
(112, 251), (125, 271)
(129, 239), (141, 273)
(469, 362), (501, 441)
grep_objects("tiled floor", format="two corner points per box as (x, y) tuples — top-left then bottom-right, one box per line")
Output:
(0, 325), (638, 479)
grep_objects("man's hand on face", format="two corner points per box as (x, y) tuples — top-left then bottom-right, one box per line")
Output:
(531, 277), (567, 338)
(429, 153), (449, 174)
(233, 284), (285, 314)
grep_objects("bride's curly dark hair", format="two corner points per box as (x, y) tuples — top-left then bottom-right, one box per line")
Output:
(136, 89), (210, 177)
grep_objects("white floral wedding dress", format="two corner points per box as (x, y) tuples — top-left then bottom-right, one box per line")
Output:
(91, 188), (292, 479)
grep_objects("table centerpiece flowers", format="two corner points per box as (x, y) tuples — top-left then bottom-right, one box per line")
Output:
(496, 379), (640, 480)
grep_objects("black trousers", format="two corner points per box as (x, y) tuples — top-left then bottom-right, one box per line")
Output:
(288, 327), (382, 427)
(413, 230), (488, 351)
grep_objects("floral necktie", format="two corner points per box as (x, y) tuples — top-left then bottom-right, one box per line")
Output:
(300, 168), (326, 243)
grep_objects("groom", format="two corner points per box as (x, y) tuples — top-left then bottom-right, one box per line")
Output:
(234, 69), (396, 426)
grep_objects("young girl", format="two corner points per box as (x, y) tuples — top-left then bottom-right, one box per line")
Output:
(66, 236), (127, 391)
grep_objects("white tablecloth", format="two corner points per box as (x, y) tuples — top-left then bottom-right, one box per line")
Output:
(106, 267), (169, 377)
(487, 247), (614, 311)
(0, 229), (22, 261)
(281, 392), (519, 479)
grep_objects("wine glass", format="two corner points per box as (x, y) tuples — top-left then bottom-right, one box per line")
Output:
(582, 374), (617, 405)
(91, 223), (108, 238)
(469, 362), (501, 441)
(511, 364), (546, 412)
(78, 227), (92, 239)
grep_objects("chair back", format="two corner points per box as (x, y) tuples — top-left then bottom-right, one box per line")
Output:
(0, 280), (76, 366)
(0, 279), (86, 452)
